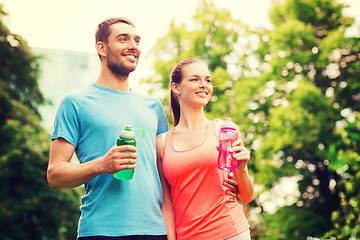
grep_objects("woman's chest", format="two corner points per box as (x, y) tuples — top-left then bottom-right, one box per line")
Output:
(163, 132), (219, 183)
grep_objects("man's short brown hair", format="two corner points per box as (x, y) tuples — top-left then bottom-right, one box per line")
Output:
(95, 17), (135, 44)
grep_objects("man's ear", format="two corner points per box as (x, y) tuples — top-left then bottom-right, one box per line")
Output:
(95, 41), (106, 58)
(171, 82), (181, 95)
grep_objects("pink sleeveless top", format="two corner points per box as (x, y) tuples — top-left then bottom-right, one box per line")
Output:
(162, 121), (250, 240)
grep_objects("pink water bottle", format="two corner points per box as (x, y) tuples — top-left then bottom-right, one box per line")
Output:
(218, 118), (238, 171)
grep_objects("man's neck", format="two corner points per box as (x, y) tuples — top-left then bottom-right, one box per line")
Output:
(95, 68), (131, 91)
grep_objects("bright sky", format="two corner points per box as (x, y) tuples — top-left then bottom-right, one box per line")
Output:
(0, 0), (359, 95)
(1, 0), (358, 65)
(1, 0), (273, 52)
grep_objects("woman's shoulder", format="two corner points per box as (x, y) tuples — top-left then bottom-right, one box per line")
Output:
(160, 130), (172, 147)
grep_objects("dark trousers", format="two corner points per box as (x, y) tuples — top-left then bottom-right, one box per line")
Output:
(78, 235), (167, 240)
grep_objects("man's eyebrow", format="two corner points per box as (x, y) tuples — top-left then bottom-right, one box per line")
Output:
(115, 33), (141, 39)
(115, 33), (129, 38)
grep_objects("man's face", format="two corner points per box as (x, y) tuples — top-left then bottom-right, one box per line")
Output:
(105, 22), (141, 76)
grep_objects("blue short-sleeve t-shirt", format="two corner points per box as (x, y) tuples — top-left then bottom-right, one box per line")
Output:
(52, 83), (169, 237)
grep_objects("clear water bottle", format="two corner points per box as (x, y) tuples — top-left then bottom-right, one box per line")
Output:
(114, 125), (136, 180)
(217, 118), (238, 171)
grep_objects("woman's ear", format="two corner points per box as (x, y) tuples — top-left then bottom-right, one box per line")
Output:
(96, 41), (106, 58)
(171, 82), (181, 95)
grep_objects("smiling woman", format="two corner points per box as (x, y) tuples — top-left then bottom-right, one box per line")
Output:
(161, 58), (254, 240)
(171, 60), (213, 113)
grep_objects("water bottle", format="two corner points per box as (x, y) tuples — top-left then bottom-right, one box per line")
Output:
(217, 118), (238, 171)
(114, 125), (136, 180)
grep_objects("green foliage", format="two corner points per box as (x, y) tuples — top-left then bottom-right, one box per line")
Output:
(260, 205), (331, 240)
(252, 0), (359, 238)
(271, 19), (315, 51)
(262, 79), (335, 155)
(191, 0), (241, 69)
(269, 0), (353, 30)
(0, 115), (80, 240)
(0, 5), (80, 239)
(322, 118), (360, 239)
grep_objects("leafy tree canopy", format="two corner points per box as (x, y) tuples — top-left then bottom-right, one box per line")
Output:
(0, 5), (80, 239)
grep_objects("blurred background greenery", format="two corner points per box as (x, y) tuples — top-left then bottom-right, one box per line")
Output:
(0, 0), (359, 239)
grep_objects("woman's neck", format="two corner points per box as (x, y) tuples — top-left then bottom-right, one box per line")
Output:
(176, 107), (209, 131)
(172, 107), (210, 150)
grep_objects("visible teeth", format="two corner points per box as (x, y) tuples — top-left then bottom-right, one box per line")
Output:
(126, 55), (136, 59)
(197, 92), (207, 97)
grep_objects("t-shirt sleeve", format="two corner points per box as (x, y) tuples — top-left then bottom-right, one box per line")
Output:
(51, 96), (80, 148)
(154, 99), (169, 136)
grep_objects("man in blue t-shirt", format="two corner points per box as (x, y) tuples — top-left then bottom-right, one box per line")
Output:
(47, 17), (175, 240)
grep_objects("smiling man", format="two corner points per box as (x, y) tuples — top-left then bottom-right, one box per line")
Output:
(47, 17), (175, 240)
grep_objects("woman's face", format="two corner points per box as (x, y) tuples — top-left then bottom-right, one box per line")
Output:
(173, 62), (213, 108)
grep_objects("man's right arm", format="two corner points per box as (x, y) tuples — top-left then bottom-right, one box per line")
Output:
(47, 138), (137, 189)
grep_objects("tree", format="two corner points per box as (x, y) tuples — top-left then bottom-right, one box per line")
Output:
(238, 0), (359, 239)
(0, 5), (80, 239)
